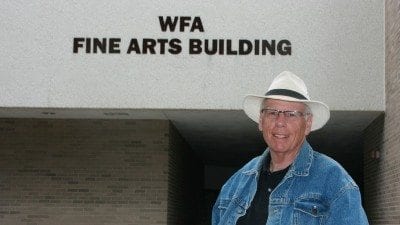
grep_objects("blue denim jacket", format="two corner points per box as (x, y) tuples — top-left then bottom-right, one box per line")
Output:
(212, 141), (369, 225)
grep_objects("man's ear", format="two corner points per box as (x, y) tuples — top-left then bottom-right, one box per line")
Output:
(258, 117), (263, 131)
(305, 115), (313, 135)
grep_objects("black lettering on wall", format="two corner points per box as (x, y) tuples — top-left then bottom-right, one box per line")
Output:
(226, 40), (237, 55)
(72, 38), (120, 54)
(127, 39), (141, 54)
(73, 16), (292, 56)
(169, 39), (182, 54)
(109, 38), (121, 53)
(73, 38), (84, 53)
(262, 40), (276, 55)
(159, 16), (179, 32)
(142, 38), (157, 54)
(277, 39), (291, 55)
(239, 39), (252, 55)
(93, 38), (107, 53)
(191, 17), (204, 32)
(157, 39), (169, 54)
(179, 16), (191, 32)
(204, 39), (218, 55)
(189, 39), (202, 54)
(159, 16), (204, 32)
(86, 38), (91, 53)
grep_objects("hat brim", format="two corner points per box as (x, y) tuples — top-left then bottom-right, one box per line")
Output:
(243, 94), (330, 131)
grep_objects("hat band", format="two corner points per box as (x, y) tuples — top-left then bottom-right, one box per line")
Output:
(265, 89), (308, 100)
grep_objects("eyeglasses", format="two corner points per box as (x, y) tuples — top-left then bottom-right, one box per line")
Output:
(260, 108), (310, 121)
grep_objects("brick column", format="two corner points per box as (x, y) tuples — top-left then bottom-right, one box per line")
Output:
(363, 1), (400, 224)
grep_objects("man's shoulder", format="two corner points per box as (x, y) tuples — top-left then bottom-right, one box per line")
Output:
(239, 154), (265, 172)
(221, 153), (265, 186)
(312, 151), (342, 168)
(216, 153), (265, 197)
(311, 150), (358, 187)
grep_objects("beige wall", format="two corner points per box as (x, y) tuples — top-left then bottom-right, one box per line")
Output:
(0, 119), (200, 225)
(363, 1), (400, 224)
(0, 1), (384, 113)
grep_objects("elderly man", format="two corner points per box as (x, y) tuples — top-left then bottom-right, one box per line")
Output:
(212, 71), (368, 225)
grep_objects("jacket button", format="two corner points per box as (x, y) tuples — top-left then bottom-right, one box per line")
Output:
(312, 205), (318, 215)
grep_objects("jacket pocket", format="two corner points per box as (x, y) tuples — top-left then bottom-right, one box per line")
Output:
(293, 198), (327, 225)
(216, 198), (247, 225)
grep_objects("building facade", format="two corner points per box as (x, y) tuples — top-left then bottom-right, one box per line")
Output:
(0, 1), (398, 224)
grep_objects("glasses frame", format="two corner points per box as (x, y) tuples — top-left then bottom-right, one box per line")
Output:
(260, 108), (310, 121)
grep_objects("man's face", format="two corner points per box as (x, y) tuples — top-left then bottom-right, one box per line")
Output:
(258, 99), (312, 155)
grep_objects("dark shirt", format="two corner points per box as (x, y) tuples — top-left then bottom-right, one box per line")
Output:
(236, 154), (290, 225)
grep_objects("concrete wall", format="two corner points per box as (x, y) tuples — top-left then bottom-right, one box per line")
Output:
(0, 119), (199, 225)
(363, 1), (400, 224)
(0, 1), (384, 113)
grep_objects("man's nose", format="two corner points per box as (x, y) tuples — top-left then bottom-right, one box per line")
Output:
(274, 112), (287, 127)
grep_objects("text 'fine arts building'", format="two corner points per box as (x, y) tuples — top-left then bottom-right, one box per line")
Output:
(0, 1), (399, 225)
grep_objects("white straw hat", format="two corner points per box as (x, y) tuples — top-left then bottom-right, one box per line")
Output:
(243, 71), (330, 131)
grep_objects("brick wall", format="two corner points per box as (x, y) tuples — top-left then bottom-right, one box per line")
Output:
(0, 119), (198, 225)
(363, 1), (400, 224)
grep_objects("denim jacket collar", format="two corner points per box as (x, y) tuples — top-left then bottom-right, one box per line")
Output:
(288, 141), (313, 176)
(242, 140), (313, 177)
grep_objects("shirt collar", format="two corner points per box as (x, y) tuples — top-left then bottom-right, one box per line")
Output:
(242, 140), (314, 176)
(262, 153), (270, 173)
